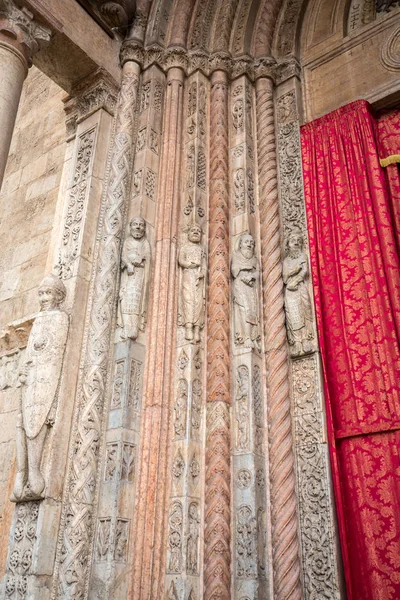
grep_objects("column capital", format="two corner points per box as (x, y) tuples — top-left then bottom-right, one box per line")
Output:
(0, 0), (51, 67)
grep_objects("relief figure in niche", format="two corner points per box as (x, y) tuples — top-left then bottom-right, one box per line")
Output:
(178, 223), (206, 342)
(231, 233), (260, 350)
(186, 502), (200, 574)
(118, 217), (151, 341)
(12, 274), (69, 501)
(283, 233), (314, 356)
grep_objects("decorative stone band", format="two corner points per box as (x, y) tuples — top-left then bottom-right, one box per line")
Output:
(120, 42), (301, 84)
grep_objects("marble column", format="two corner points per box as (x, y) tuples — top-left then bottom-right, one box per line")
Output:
(0, 1), (51, 188)
(204, 68), (231, 600)
(130, 63), (184, 600)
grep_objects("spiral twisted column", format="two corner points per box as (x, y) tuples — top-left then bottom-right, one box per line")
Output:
(255, 76), (303, 600)
(204, 69), (231, 600)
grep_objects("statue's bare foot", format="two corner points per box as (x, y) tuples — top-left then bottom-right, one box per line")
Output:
(29, 470), (45, 498)
(185, 325), (194, 341)
(130, 326), (139, 340)
(291, 342), (302, 357)
(11, 471), (26, 501)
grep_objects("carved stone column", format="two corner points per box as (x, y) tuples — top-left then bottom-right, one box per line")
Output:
(130, 63), (184, 600)
(204, 68), (231, 600)
(274, 69), (343, 599)
(49, 60), (140, 600)
(255, 74), (303, 600)
(0, 0), (51, 187)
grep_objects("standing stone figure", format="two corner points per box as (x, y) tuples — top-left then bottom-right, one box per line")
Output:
(186, 502), (200, 574)
(118, 217), (151, 340)
(282, 233), (314, 356)
(11, 274), (69, 502)
(178, 224), (206, 343)
(231, 233), (260, 349)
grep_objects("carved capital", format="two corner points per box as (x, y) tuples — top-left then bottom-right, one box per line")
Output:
(254, 56), (276, 81)
(120, 39), (144, 67)
(187, 49), (209, 76)
(164, 46), (189, 72)
(63, 69), (118, 137)
(0, 0), (51, 66)
(209, 51), (232, 76)
(274, 57), (301, 85)
(231, 54), (254, 81)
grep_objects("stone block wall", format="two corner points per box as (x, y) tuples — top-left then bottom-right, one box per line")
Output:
(0, 66), (65, 528)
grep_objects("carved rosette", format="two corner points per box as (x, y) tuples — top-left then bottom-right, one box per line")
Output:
(53, 63), (140, 600)
(204, 70), (231, 600)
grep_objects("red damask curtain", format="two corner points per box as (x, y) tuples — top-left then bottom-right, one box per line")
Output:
(301, 100), (400, 600)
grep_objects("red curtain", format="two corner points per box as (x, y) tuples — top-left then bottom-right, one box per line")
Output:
(301, 100), (400, 600)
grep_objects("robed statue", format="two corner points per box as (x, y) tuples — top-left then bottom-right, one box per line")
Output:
(12, 274), (69, 501)
(282, 233), (314, 356)
(178, 223), (206, 343)
(118, 217), (151, 340)
(231, 233), (260, 350)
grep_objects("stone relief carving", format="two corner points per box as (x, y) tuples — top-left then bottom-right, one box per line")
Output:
(235, 365), (250, 452)
(133, 169), (143, 196)
(191, 378), (202, 436)
(177, 349), (189, 371)
(232, 98), (244, 130)
(79, 0), (136, 30)
(174, 379), (188, 438)
(234, 168), (245, 213)
(283, 233), (314, 357)
(11, 275), (68, 502)
(0, 352), (21, 390)
(121, 443), (135, 482)
(167, 580), (179, 600)
(236, 468), (252, 489)
(117, 217), (151, 341)
(136, 127), (146, 152)
(168, 501), (183, 573)
(140, 81), (151, 113)
(96, 518), (111, 561)
(190, 453), (200, 486)
(111, 359), (125, 409)
(114, 519), (129, 561)
(145, 169), (157, 199)
(247, 169), (255, 214)
(128, 358), (142, 410)
(231, 233), (260, 350)
(236, 505), (257, 579)
(252, 365), (263, 427)
(381, 25), (400, 71)
(56, 129), (96, 280)
(186, 502), (200, 575)
(150, 129), (159, 154)
(153, 81), (164, 112)
(5, 501), (40, 600)
(178, 224), (206, 343)
(376, 0), (400, 12)
(105, 443), (118, 481)
(257, 508), (267, 579)
(172, 449), (185, 484)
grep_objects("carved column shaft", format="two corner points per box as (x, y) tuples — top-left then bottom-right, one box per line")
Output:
(52, 59), (140, 600)
(131, 65), (184, 600)
(255, 76), (303, 600)
(204, 69), (231, 600)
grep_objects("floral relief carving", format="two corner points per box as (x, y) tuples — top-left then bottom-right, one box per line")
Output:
(145, 169), (157, 200)
(174, 379), (188, 439)
(172, 449), (185, 484)
(168, 501), (183, 573)
(153, 81), (164, 112)
(136, 127), (147, 153)
(235, 366), (250, 452)
(105, 443), (118, 482)
(234, 168), (245, 213)
(191, 378), (202, 437)
(236, 469), (252, 489)
(96, 518), (111, 562)
(236, 505), (257, 579)
(111, 359), (125, 409)
(121, 443), (135, 482)
(128, 358), (142, 411)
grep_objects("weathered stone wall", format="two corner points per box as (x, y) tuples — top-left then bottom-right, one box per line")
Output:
(0, 66), (65, 536)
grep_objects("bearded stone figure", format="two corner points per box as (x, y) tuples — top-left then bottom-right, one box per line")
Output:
(178, 223), (206, 343)
(11, 274), (69, 502)
(231, 233), (260, 350)
(118, 217), (151, 341)
(283, 233), (314, 356)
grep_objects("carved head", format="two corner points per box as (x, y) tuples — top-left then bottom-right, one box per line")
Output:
(238, 233), (255, 259)
(38, 274), (66, 311)
(286, 233), (303, 257)
(188, 224), (202, 244)
(130, 217), (146, 239)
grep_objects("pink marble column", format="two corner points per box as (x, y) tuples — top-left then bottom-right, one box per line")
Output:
(204, 68), (231, 600)
(130, 65), (184, 600)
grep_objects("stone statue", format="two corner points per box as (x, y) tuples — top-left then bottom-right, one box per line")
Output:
(11, 274), (69, 502)
(231, 233), (260, 350)
(178, 224), (206, 343)
(282, 233), (314, 356)
(186, 502), (200, 574)
(117, 217), (151, 341)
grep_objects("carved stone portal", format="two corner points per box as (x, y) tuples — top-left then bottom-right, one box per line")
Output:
(117, 217), (151, 341)
(231, 233), (260, 350)
(11, 274), (69, 502)
(282, 233), (314, 357)
(178, 224), (206, 343)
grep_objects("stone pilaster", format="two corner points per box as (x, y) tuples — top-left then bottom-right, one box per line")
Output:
(274, 75), (343, 600)
(130, 64), (184, 600)
(0, 0), (51, 187)
(204, 69), (231, 600)
(50, 60), (140, 600)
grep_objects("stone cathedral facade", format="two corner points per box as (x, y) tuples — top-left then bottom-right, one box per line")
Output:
(0, 1), (399, 599)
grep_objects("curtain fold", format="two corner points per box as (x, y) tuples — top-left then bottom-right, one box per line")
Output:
(301, 100), (400, 600)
